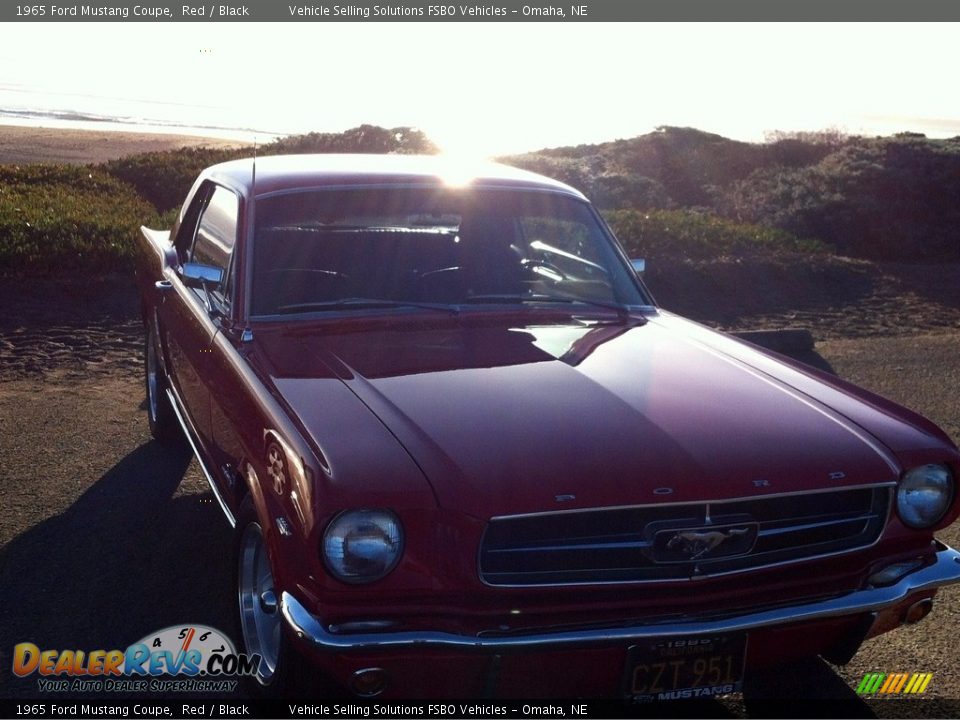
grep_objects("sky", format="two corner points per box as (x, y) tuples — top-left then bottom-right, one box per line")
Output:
(1, 22), (959, 156)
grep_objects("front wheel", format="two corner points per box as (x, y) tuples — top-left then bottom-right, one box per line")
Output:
(144, 323), (178, 443)
(235, 499), (314, 695)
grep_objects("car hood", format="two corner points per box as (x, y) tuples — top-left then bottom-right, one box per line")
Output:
(258, 312), (937, 518)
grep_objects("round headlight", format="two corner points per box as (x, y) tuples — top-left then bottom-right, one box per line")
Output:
(897, 464), (954, 529)
(323, 510), (403, 583)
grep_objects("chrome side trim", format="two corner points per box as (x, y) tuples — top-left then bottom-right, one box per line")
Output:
(281, 541), (960, 654)
(165, 386), (236, 528)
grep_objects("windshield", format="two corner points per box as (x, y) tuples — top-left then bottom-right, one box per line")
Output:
(251, 186), (647, 316)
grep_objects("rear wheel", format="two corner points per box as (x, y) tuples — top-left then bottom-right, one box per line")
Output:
(144, 323), (178, 443)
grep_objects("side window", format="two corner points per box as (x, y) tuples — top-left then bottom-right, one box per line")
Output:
(173, 186), (209, 263)
(190, 185), (239, 308)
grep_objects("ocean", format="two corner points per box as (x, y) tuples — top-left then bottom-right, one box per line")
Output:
(0, 84), (285, 142)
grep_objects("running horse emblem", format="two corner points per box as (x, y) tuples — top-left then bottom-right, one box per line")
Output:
(666, 527), (753, 560)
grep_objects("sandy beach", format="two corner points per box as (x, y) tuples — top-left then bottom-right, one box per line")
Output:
(0, 124), (243, 165)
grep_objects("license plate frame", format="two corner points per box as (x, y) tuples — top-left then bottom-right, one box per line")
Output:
(624, 632), (747, 702)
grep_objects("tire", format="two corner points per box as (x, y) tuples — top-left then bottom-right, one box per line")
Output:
(234, 497), (315, 696)
(144, 323), (178, 444)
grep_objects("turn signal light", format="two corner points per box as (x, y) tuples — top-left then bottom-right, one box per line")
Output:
(350, 667), (388, 697)
(903, 598), (933, 625)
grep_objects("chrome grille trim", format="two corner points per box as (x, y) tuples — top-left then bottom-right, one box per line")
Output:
(479, 485), (893, 587)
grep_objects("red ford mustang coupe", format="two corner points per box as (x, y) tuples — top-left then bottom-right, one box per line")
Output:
(135, 154), (960, 700)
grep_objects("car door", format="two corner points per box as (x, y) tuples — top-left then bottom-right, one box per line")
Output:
(159, 182), (239, 456)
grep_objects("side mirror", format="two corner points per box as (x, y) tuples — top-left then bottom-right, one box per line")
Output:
(631, 258), (646, 275)
(181, 263), (223, 314)
(181, 262), (223, 289)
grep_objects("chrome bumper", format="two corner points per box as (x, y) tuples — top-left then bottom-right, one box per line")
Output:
(281, 541), (960, 654)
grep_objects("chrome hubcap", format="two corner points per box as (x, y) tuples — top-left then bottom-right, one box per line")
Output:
(238, 523), (281, 685)
(259, 590), (278, 614)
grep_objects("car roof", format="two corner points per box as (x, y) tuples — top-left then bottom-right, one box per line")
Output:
(203, 154), (585, 199)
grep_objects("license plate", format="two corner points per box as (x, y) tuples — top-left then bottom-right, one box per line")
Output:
(625, 633), (746, 702)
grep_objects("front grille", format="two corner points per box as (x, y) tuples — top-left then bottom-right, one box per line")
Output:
(479, 486), (891, 586)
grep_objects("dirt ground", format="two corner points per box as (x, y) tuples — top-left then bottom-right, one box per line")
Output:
(0, 275), (959, 716)
(816, 336), (960, 718)
(645, 257), (960, 343)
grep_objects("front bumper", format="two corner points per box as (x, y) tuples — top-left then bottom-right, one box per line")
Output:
(281, 541), (960, 654)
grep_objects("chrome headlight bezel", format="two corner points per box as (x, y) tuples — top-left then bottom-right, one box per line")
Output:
(896, 464), (954, 529)
(322, 509), (404, 584)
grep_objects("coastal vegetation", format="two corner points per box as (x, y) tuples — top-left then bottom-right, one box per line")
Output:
(503, 126), (960, 262)
(0, 164), (159, 274)
(0, 124), (957, 275)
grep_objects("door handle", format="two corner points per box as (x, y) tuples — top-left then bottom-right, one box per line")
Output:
(155, 280), (173, 291)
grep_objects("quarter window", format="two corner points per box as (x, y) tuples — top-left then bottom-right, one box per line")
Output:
(191, 185), (239, 308)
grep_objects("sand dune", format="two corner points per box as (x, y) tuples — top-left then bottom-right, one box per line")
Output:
(0, 124), (242, 165)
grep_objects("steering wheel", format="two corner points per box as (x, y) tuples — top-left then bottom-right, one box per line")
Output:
(264, 268), (351, 281)
(416, 266), (463, 282)
(521, 259), (567, 282)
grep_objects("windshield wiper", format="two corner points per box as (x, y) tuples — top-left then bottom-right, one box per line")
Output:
(464, 293), (633, 318)
(276, 298), (459, 315)
(267, 224), (457, 234)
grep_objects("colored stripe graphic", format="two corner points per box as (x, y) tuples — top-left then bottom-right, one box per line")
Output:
(892, 673), (909, 693)
(859, 673), (884, 694)
(855, 674), (875, 694)
(856, 672), (932, 694)
(914, 673), (930, 693)
(879, 674), (898, 693)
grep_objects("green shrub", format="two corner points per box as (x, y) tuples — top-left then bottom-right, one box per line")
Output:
(1, 126), (445, 275)
(503, 126), (768, 209)
(605, 209), (829, 261)
(0, 164), (161, 274)
(263, 124), (437, 155)
(718, 137), (960, 260)
(103, 146), (248, 213)
(103, 125), (438, 213)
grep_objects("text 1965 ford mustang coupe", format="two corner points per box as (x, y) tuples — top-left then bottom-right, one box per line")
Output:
(135, 154), (960, 699)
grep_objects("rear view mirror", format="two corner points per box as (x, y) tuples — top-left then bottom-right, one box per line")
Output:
(631, 258), (646, 275)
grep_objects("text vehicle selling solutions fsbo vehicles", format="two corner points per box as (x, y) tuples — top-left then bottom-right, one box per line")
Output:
(134, 154), (960, 699)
